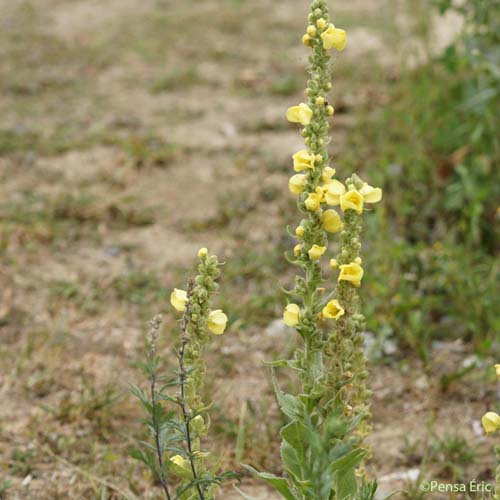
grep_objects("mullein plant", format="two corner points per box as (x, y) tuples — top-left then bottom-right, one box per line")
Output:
(131, 248), (236, 500)
(244, 1), (384, 499)
(481, 364), (500, 500)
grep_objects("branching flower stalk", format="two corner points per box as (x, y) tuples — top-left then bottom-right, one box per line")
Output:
(131, 248), (235, 500)
(148, 315), (173, 500)
(178, 279), (205, 500)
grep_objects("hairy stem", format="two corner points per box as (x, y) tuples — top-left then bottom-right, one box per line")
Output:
(179, 280), (205, 500)
(148, 318), (172, 500)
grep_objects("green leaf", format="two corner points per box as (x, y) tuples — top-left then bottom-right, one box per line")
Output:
(331, 448), (366, 500)
(280, 420), (306, 459)
(330, 448), (365, 473)
(335, 468), (358, 500)
(242, 465), (296, 500)
(280, 441), (302, 483)
(271, 371), (304, 420)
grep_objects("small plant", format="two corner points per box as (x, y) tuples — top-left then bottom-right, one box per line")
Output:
(130, 248), (237, 499)
(243, 1), (384, 499)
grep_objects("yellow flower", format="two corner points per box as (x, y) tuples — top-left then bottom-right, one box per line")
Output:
(170, 288), (188, 312)
(295, 226), (304, 237)
(322, 299), (345, 320)
(207, 310), (228, 335)
(289, 174), (307, 195)
(305, 192), (321, 211)
(293, 244), (302, 256)
(316, 18), (327, 29)
(307, 25), (317, 36)
(308, 244), (326, 260)
(283, 304), (300, 327)
(302, 33), (311, 46)
(338, 262), (364, 286)
(495, 364), (500, 379)
(286, 103), (313, 125)
(340, 189), (364, 214)
(360, 183), (383, 204)
(171, 455), (190, 468)
(482, 412), (500, 434)
(330, 258), (338, 269)
(325, 180), (346, 205)
(322, 166), (336, 184)
(170, 455), (192, 478)
(322, 209), (343, 233)
(197, 247), (208, 258)
(292, 149), (315, 172)
(320, 24), (347, 51)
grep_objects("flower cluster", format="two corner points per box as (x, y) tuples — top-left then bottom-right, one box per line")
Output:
(245, 2), (385, 498)
(170, 248), (228, 412)
(282, 0), (382, 464)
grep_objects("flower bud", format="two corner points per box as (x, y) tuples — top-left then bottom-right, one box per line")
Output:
(316, 18), (327, 29)
(326, 105), (335, 116)
(197, 247), (208, 258)
(482, 412), (500, 434)
(307, 25), (317, 36)
(295, 226), (305, 238)
(283, 304), (300, 327)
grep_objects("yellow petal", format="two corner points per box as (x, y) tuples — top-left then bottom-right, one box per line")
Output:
(325, 180), (346, 206)
(283, 304), (300, 326)
(170, 288), (188, 312)
(338, 262), (364, 284)
(482, 412), (500, 434)
(340, 189), (364, 214)
(308, 244), (326, 260)
(304, 193), (321, 212)
(322, 209), (343, 233)
(207, 309), (228, 335)
(322, 299), (345, 320)
(322, 166), (336, 183)
(360, 183), (383, 203)
(320, 24), (347, 51)
(286, 103), (313, 125)
(292, 149), (315, 172)
(289, 174), (307, 195)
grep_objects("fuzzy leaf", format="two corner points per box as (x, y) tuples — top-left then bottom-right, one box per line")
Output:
(331, 448), (366, 500)
(280, 440), (303, 483)
(280, 420), (306, 459)
(272, 371), (304, 420)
